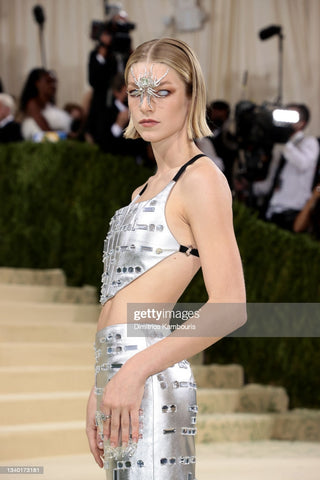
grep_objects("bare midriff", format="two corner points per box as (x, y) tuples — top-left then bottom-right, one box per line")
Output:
(96, 251), (200, 332)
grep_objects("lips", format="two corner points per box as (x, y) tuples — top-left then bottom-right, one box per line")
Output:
(139, 119), (159, 127)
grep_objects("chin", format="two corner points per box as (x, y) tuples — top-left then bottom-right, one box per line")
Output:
(138, 131), (161, 143)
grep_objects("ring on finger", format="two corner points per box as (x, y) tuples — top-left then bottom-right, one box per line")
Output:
(101, 413), (112, 421)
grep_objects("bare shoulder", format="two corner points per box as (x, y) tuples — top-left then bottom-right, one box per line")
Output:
(179, 156), (232, 207)
(131, 182), (147, 201)
(25, 98), (41, 115)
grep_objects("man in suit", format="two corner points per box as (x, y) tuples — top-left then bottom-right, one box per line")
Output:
(0, 93), (23, 143)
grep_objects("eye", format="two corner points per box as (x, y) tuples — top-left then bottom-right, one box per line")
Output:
(157, 90), (170, 97)
(128, 89), (141, 97)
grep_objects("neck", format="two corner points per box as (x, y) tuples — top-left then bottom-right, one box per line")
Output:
(151, 137), (201, 175)
(37, 94), (48, 108)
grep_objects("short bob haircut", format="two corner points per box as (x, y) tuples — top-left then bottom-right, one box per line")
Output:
(124, 38), (212, 140)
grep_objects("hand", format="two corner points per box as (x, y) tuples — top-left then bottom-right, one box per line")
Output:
(312, 184), (320, 200)
(86, 386), (104, 468)
(100, 362), (146, 447)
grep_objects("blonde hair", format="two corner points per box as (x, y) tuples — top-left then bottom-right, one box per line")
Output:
(124, 38), (211, 140)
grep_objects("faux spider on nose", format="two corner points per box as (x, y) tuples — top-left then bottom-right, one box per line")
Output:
(130, 65), (169, 109)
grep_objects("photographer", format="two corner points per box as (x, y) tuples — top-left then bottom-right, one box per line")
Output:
(86, 23), (118, 143)
(252, 104), (319, 231)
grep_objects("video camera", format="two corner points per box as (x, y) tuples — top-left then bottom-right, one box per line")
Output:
(90, 18), (135, 55)
(235, 101), (299, 148)
(234, 101), (300, 183)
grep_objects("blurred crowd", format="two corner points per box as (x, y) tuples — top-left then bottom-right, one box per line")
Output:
(0, 18), (319, 241)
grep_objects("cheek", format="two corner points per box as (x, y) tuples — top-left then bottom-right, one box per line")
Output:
(128, 96), (139, 114)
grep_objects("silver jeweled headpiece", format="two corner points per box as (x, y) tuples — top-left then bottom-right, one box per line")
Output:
(130, 64), (169, 109)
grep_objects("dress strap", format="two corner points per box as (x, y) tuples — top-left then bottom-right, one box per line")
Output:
(137, 154), (206, 196)
(138, 183), (148, 196)
(179, 245), (199, 257)
(172, 153), (206, 182)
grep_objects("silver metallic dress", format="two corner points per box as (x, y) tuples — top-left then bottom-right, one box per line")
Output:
(96, 155), (204, 479)
(95, 324), (197, 480)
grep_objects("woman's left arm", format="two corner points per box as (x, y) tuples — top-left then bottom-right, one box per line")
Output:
(102, 163), (247, 446)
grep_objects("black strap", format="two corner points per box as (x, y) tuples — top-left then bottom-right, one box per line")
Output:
(138, 154), (206, 196)
(172, 154), (206, 182)
(175, 155), (204, 257)
(179, 245), (199, 257)
(138, 183), (148, 196)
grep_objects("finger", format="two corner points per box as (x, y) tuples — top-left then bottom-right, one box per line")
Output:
(86, 426), (104, 468)
(96, 430), (104, 451)
(120, 409), (130, 445)
(109, 410), (121, 447)
(130, 409), (140, 443)
(102, 413), (112, 441)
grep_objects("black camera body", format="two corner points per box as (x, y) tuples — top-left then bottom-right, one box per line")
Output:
(90, 20), (135, 54)
(235, 101), (294, 148)
(235, 101), (295, 183)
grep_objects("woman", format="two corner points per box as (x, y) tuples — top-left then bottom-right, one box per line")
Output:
(86, 38), (247, 479)
(19, 68), (71, 139)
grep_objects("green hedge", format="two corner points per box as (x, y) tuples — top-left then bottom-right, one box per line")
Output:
(1, 141), (319, 407)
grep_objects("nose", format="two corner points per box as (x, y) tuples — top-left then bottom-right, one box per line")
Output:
(139, 93), (153, 112)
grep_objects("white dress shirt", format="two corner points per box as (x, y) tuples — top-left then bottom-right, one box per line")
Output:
(253, 131), (319, 217)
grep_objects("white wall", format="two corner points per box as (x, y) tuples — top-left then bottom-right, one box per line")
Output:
(0, 0), (319, 135)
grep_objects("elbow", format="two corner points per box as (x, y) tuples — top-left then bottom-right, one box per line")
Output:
(239, 304), (247, 327)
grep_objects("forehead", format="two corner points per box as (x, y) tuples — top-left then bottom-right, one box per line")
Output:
(128, 62), (179, 84)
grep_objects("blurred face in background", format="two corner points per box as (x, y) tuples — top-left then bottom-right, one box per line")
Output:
(36, 72), (56, 102)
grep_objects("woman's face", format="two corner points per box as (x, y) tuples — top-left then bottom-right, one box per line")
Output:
(36, 73), (55, 99)
(127, 62), (191, 144)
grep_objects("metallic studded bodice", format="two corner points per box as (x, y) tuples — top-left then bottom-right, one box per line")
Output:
(100, 181), (180, 305)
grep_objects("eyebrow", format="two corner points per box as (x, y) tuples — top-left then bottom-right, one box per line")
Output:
(127, 80), (173, 88)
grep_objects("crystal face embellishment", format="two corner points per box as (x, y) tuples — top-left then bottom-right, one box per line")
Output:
(130, 65), (169, 109)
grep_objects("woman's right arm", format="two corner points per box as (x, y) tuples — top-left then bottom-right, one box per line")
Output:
(86, 385), (104, 468)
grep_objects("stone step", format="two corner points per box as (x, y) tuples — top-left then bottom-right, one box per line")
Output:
(0, 421), (88, 460)
(0, 321), (97, 343)
(0, 388), (265, 426)
(0, 382), (288, 424)
(197, 385), (288, 414)
(0, 268), (67, 286)
(0, 284), (98, 304)
(0, 391), (89, 425)
(237, 384), (289, 413)
(192, 364), (244, 389)
(0, 366), (94, 394)
(197, 388), (239, 414)
(197, 413), (275, 443)
(0, 413), (277, 460)
(1, 409), (320, 461)
(0, 343), (95, 367)
(0, 301), (101, 324)
(3, 442), (320, 480)
(272, 408), (320, 442)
